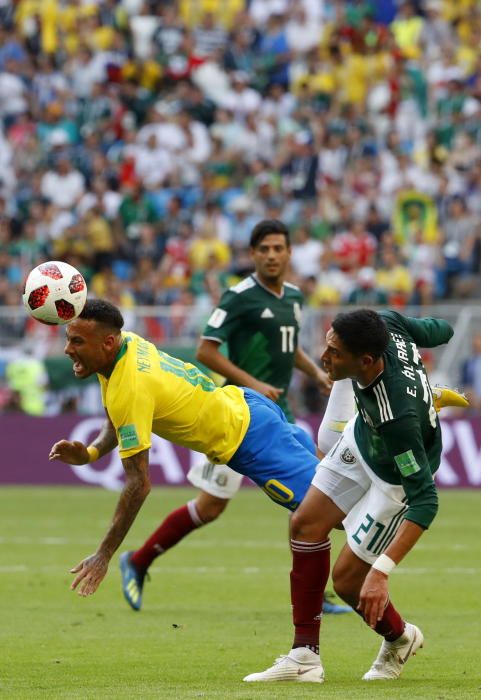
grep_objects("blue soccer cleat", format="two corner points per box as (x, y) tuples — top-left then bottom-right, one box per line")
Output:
(119, 551), (146, 611)
(322, 591), (353, 615)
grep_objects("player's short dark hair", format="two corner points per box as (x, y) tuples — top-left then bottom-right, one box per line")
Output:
(332, 309), (389, 360)
(79, 298), (124, 332)
(250, 219), (290, 248)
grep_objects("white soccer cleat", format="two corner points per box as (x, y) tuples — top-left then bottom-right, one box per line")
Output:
(243, 647), (324, 683)
(362, 622), (424, 681)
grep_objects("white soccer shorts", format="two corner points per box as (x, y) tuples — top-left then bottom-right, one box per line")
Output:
(187, 461), (244, 499)
(317, 378), (356, 455)
(313, 418), (408, 565)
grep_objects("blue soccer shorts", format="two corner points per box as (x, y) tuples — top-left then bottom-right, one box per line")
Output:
(228, 388), (321, 511)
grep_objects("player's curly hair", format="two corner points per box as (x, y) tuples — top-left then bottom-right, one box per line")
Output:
(332, 309), (389, 360)
(79, 298), (124, 331)
(250, 219), (290, 248)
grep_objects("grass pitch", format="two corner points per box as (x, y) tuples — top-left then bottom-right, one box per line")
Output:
(0, 487), (479, 699)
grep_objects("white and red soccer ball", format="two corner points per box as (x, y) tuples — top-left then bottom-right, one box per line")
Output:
(23, 261), (87, 325)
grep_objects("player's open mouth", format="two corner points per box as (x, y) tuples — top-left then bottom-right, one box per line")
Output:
(72, 360), (84, 374)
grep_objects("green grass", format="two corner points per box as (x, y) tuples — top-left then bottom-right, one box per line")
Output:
(0, 487), (479, 699)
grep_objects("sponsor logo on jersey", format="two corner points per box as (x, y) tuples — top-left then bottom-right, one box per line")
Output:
(340, 447), (356, 464)
(207, 307), (227, 328)
(261, 307), (274, 318)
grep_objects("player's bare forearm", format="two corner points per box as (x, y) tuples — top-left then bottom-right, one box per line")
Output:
(295, 347), (332, 393)
(358, 520), (425, 627)
(97, 450), (151, 560)
(382, 519), (425, 565)
(90, 415), (118, 458)
(197, 339), (256, 386)
(69, 450), (151, 597)
(49, 415), (118, 465)
(197, 339), (283, 399)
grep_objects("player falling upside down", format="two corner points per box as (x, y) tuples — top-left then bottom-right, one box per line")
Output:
(243, 309), (464, 684)
(49, 298), (333, 598)
(117, 218), (350, 615)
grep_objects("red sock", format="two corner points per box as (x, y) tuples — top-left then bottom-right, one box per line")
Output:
(355, 599), (405, 641)
(290, 539), (331, 654)
(131, 501), (204, 572)
(374, 601), (405, 641)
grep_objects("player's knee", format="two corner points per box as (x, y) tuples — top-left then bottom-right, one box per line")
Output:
(195, 495), (229, 523)
(290, 510), (328, 541)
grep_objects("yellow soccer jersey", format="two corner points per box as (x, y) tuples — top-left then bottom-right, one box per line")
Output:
(97, 332), (250, 463)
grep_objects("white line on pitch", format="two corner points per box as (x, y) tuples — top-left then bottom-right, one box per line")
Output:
(0, 565), (480, 576)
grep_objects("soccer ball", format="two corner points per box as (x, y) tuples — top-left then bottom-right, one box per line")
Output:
(23, 261), (87, 325)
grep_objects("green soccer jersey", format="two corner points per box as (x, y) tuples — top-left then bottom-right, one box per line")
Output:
(353, 310), (454, 529)
(201, 274), (304, 421)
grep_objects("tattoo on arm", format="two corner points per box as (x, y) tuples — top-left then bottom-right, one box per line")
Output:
(97, 450), (151, 559)
(91, 416), (118, 457)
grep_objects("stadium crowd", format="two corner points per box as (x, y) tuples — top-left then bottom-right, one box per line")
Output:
(1, 0), (481, 413)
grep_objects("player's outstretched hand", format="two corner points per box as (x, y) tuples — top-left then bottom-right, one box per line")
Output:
(49, 440), (90, 465)
(70, 552), (109, 596)
(252, 380), (284, 402)
(357, 568), (389, 629)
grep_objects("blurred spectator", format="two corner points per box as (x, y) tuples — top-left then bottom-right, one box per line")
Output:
(258, 13), (290, 89)
(376, 246), (413, 306)
(5, 352), (47, 415)
(153, 5), (185, 59)
(348, 267), (389, 306)
(0, 59), (28, 128)
(41, 156), (85, 209)
(3, 0), (481, 413)
(225, 195), (257, 251)
(280, 131), (318, 204)
(461, 333), (481, 412)
(441, 195), (479, 296)
(331, 219), (377, 273)
(220, 71), (262, 120)
(290, 225), (323, 280)
(223, 28), (256, 78)
(405, 228), (442, 303)
(189, 223), (231, 271)
(193, 12), (227, 58)
(117, 182), (158, 240)
(134, 132), (174, 188)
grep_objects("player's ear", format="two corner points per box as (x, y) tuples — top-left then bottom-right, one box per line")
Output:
(360, 353), (376, 370)
(103, 333), (117, 351)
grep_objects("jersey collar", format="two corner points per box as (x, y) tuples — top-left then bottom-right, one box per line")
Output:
(106, 336), (129, 378)
(252, 273), (285, 299)
(356, 366), (385, 390)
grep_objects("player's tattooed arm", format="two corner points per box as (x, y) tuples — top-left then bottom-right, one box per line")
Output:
(70, 449), (151, 597)
(97, 449), (151, 559)
(90, 413), (118, 457)
(48, 413), (117, 464)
